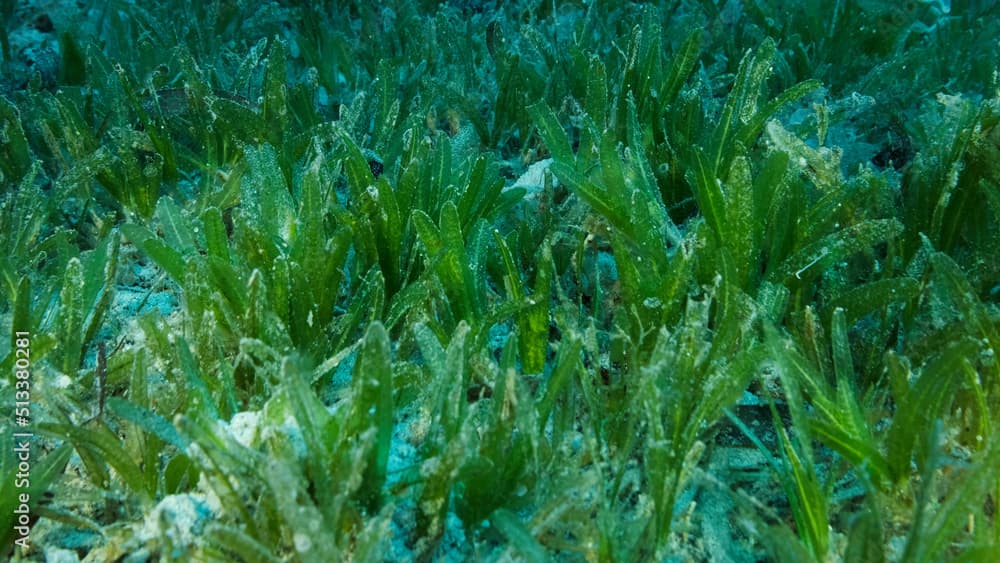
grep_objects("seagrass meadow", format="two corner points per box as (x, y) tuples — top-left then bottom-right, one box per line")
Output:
(2, 0), (1000, 560)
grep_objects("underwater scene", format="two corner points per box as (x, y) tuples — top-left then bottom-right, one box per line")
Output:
(2, 0), (1000, 561)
